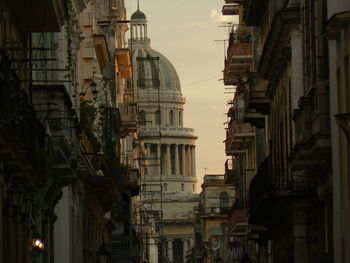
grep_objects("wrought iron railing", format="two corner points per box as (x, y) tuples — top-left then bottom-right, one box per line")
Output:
(202, 207), (231, 216)
(249, 156), (314, 212)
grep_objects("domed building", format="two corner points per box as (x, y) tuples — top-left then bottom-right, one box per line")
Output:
(129, 8), (200, 263)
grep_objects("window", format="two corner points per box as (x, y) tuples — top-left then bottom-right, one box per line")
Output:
(155, 110), (161, 125)
(193, 184), (195, 192)
(169, 110), (174, 126)
(163, 183), (167, 192)
(139, 110), (146, 125)
(181, 183), (184, 191)
(220, 192), (228, 208)
(179, 110), (183, 126)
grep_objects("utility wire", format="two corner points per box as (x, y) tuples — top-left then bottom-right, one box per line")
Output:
(182, 74), (222, 88)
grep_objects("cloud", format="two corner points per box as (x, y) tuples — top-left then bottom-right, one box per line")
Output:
(210, 9), (235, 23)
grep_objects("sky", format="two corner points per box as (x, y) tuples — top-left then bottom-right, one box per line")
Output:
(125, 0), (235, 188)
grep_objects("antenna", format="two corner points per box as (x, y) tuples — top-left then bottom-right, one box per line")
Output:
(203, 167), (208, 175)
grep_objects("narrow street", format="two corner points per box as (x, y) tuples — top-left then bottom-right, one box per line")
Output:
(0, 1), (349, 263)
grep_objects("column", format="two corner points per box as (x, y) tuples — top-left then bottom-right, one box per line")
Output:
(135, 24), (138, 40)
(189, 238), (194, 248)
(167, 240), (173, 263)
(140, 24), (143, 40)
(192, 146), (196, 177)
(187, 145), (191, 177)
(166, 144), (171, 177)
(145, 24), (148, 38)
(181, 144), (185, 176)
(174, 144), (179, 177)
(174, 110), (179, 128)
(145, 143), (151, 176)
(157, 143), (161, 177)
(183, 239), (188, 263)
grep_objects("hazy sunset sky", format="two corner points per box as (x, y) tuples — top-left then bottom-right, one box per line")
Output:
(125, 0), (236, 188)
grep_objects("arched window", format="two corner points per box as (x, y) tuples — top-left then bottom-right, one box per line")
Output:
(169, 110), (174, 126)
(179, 110), (183, 126)
(181, 183), (184, 191)
(139, 110), (146, 125)
(155, 110), (161, 125)
(220, 192), (229, 208)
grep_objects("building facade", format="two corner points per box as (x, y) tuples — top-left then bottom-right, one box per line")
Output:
(0, 0), (140, 262)
(326, 1), (350, 262)
(222, 0), (335, 262)
(129, 8), (199, 263)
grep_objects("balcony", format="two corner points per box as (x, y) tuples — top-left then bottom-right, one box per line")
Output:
(222, 4), (240, 16)
(224, 159), (238, 184)
(225, 120), (255, 156)
(247, 72), (270, 115)
(8, 0), (67, 32)
(293, 97), (312, 146)
(249, 156), (314, 224)
(86, 174), (119, 212)
(0, 52), (49, 186)
(224, 42), (252, 85)
(325, 11), (350, 40)
(244, 0), (265, 26)
(224, 31), (252, 85)
(201, 207), (231, 218)
(93, 34), (110, 70)
(291, 96), (331, 171)
(123, 168), (140, 196)
(112, 236), (138, 262)
(225, 0), (245, 3)
(115, 48), (132, 79)
(119, 103), (138, 134)
(244, 109), (265, 128)
(32, 84), (79, 183)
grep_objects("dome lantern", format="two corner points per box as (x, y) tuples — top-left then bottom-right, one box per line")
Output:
(130, 3), (149, 44)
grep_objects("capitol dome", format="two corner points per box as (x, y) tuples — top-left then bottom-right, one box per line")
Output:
(131, 9), (146, 20)
(128, 8), (197, 194)
(129, 9), (182, 96)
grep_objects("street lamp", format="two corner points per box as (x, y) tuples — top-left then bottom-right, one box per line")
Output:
(97, 242), (111, 263)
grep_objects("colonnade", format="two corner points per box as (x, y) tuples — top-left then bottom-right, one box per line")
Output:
(166, 238), (194, 263)
(131, 23), (148, 41)
(145, 143), (196, 177)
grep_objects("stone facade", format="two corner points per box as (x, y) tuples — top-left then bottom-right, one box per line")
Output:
(129, 8), (199, 263)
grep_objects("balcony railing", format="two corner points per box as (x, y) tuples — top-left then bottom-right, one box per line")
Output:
(224, 34), (252, 85)
(249, 156), (314, 221)
(0, 51), (49, 178)
(222, 4), (240, 15)
(112, 236), (138, 261)
(119, 103), (138, 131)
(202, 207), (231, 217)
(225, 120), (255, 155)
(225, 0), (245, 3)
(247, 72), (270, 115)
